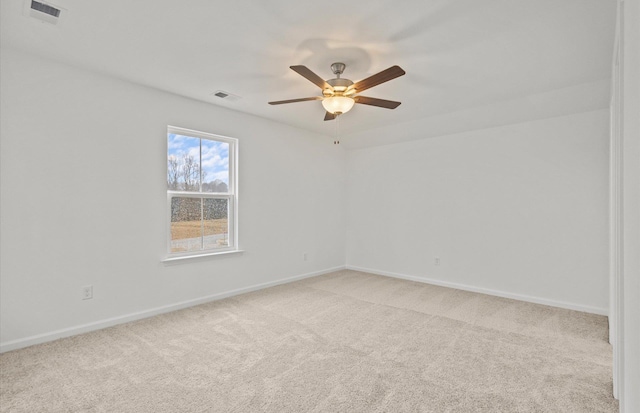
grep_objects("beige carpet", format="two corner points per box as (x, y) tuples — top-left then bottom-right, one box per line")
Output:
(0, 270), (618, 412)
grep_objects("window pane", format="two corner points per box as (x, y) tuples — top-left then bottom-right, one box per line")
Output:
(170, 197), (202, 253)
(201, 139), (229, 193)
(167, 134), (201, 191)
(203, 198), (229, 249)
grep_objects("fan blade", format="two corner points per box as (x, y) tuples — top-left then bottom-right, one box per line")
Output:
(354, 96), (402, 109)
(324, 112), (337, 121)
(268, 96), (323, 105)
(290, 66), (333, 90)
(351, 66), (406, 93)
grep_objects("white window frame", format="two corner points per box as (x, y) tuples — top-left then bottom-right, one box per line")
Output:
(165, 126), (239, 260)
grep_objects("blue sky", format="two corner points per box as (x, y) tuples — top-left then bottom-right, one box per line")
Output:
(168, 133), (229, 184)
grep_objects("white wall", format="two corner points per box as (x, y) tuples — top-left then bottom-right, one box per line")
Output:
(0, 48), (346, 350)
(620, 0), (640, 410)
(346, 110), (610, 313)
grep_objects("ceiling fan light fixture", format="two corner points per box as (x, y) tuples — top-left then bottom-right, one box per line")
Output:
(322, 96), (355, 115)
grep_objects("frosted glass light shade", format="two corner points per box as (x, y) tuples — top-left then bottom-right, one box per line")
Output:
(322, 96), (355, 114)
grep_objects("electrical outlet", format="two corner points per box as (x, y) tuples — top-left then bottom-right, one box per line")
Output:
(303, 252), (308, 261)
(435, 257), (440, 266)
(81, 285), (93, 300)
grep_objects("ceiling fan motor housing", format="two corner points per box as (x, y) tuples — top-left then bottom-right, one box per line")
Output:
(325, 78), (354, 97)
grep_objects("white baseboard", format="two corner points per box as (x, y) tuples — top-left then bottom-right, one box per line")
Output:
(1, 264), (607, 353)
(346, 265), (608, 316)
(0, 266), (346, 353)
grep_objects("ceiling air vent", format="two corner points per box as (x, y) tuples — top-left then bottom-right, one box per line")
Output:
(31, 0), (60, 17)
(25, 0), (64, 25)
(212, 90), (242, 103)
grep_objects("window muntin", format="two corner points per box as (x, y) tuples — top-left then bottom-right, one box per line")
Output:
(167, 127), (237, 257)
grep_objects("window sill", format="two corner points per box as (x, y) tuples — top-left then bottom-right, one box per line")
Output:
(162, 249), (244, 264)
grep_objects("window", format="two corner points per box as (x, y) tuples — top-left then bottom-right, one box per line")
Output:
(166, 126), (238, 258)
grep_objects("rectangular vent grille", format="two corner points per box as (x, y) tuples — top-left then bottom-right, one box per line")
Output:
(212, 90), (242, 102)
(30, 0), (60, 17)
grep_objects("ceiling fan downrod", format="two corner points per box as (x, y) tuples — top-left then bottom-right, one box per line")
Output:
(330, 62), (346, 78)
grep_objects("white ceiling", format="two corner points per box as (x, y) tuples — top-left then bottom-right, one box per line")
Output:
(1, 0), (617, 144)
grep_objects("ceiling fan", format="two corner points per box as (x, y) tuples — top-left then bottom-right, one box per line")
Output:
(268, 62), (406, 121)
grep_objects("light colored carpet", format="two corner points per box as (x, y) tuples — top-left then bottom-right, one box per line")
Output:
(0, 270), (618, 412)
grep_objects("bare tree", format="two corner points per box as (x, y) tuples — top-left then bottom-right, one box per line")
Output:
(167, 153), (207, 191)
(180, 153), (200, 191)
(167, 156), (179, 190)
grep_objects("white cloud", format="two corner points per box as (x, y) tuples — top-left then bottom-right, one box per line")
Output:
(210, 170), (229, 183)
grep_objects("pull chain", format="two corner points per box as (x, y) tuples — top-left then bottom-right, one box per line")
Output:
(334, 114), (340, 145)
